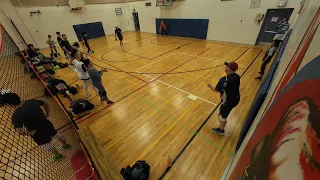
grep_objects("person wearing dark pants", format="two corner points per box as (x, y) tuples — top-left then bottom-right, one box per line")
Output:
(207, 62), (240, 136)
(11, 97), (71, 162)
(115, 25), (124, 46)
(255, 42), (277, 80)
(82, 32), (92, 54)
(56, 32), (67, 57)
(83, 59), (114, 104)
(160, 21), (167, 36)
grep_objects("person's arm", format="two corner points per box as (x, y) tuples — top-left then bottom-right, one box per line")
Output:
(46, 39), (50, 45)
(115, 31), (117, 40)
(207, 83), (219, 93)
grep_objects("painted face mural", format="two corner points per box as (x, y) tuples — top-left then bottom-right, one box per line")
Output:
(231, 56), (320, 180)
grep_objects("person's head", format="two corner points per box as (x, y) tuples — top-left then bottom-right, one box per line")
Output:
(115, 25), (118, 29)
(48, 35), (52, 39)
(282, 18), (287, 22)
(56, 32), (61, 36)
(83, 32), (87, 36)
(271, 42), (276, 47)
(27, 44), (35, 50)
(73, 42), (80, 48)
(83, 59), (93, 68)
(161, 21), (164, 24)
(224, 61), (238, 74)
(62, 34), (67, 40)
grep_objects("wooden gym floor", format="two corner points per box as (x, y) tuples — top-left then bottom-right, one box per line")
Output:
(41, 31), (268, 180)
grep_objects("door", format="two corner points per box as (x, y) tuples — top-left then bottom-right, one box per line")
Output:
(256, 8), (294, 45)
(132, 12), (140, 31)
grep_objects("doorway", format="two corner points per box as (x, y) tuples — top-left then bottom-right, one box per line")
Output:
(256, 8), (294, 45)
(132, 12), (140, 31)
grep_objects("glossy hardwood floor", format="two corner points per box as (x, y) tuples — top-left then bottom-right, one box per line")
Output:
(41, 31), (269, 180)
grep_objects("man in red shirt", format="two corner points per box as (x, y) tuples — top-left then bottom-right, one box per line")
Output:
(160, 21), (167, 36)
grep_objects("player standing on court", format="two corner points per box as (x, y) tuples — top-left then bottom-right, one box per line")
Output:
(56, 32), (67, 57)
(207, 62), (240, 136)
(255, 42), (277, 80)
(160, 21), (167, 36)
(115, 25), (124, 46)
(273, 18), (290, 47)
(60, 34), (72, 59)
(12, 96), (71, 162)
(82, 32), (92, 54)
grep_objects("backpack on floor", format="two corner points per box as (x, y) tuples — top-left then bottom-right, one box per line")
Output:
(120, 160), (150, 180)
(70, 99), (94, 115)
(68, 87), (78, 95)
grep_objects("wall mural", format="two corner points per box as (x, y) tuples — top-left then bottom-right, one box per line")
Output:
(229, 8), (320, 180)
(230, 56), (320, 179)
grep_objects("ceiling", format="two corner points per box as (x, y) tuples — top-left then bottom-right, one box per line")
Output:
(10, 0), (146, 7)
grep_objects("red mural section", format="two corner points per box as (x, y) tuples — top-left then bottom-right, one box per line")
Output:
(229, 8), (320, 180)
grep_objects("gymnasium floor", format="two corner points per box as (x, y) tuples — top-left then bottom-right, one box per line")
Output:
(42, 31), (268, 179)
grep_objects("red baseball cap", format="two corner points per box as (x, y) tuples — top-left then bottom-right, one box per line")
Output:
(224, 61), (238, 71)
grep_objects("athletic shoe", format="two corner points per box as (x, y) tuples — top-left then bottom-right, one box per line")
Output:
(85, 94), (91, 98)
(62, 144), (72, 149)
(107, 100), (114, 105)
(51, 154), (64, 162)
(212, 128), (225, 136)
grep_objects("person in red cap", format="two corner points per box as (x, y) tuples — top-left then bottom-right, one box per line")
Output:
(207, 61), (240, 135)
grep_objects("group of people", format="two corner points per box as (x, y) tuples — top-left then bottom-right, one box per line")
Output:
(13, 18), (290, 166)
(207, 18), (290, 136)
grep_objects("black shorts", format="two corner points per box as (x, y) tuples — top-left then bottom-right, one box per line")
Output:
(219, 101), (239, 119)
(31, 120), (57, 145)
(117, 35), (123, 41)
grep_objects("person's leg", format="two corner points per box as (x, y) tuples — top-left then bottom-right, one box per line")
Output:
(82, 80), (90, 97)
(87, 80), (99, 95)
(255, 58), (271, 79)
(41, 142), (64, 161)
(53, 133), (71, 148)
(212, 104), (233, 135)
(86, 43), (91, 53)
(161, 29), (164, 36)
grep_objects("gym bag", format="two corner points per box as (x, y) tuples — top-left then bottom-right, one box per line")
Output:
(120, 160), (150, 180)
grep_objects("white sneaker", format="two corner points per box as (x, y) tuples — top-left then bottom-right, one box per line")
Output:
(85, 94), (91, 98)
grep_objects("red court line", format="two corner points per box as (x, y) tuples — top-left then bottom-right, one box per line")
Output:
(77, 48), (211, 125)
(89, 55), (148, 83)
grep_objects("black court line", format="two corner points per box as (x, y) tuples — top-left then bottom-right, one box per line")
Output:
(111, 41), (194, 60)
(158, 49), (262, 179)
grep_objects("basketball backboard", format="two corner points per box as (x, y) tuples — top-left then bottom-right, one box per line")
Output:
(156, 0), (172, 7)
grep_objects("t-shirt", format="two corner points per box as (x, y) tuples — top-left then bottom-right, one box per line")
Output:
(277, 22), (290, 34)
(46, 39), (55, 46)
(215, 73), (240, 104)
(115, 28), (122, 37)
(160, 23), (166, 30)
(73, 59), (90, 80)
(61, 39), (72, 51)
(57, 37), (62, 46)
(12, 100), (50, 131)
(87, 67), (103, 87)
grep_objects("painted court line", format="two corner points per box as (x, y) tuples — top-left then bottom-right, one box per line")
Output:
(110, 81), (232, 159)
(179, 52), (247, 68)
(135, 52), (179, 72)
(137, 72), (217, 106)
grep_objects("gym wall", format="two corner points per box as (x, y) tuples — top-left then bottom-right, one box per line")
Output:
(1, 0), (301, 48)
(155, 18), (209, 39)
(226, 0), (320, 178)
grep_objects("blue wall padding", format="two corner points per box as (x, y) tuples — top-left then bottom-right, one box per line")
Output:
(73, 22), (105, 40)
(155, 18), (209, 39)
